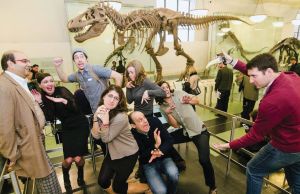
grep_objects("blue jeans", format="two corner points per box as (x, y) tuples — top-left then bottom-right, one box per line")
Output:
(246, 143), (300, 194)
(143, 157), (179, 194)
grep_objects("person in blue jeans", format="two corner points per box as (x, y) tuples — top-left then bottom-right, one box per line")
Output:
(129, 111), (179, 194)
(214, 53), (300, 194)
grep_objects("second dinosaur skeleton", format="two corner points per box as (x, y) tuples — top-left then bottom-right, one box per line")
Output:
(68, 2), (245, 81)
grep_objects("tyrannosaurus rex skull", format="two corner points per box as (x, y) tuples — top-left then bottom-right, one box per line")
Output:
(67, 5), (109, 43)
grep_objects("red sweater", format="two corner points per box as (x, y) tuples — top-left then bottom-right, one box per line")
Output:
(230, 60), (300, 152)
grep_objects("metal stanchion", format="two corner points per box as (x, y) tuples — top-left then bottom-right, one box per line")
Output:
(231, 83), (235, 102)
(203, 86), (207, 105)
(10, 171), (21, 194)
(196, 103), (290, 193)
(85, 114), (97, 173)
(209, 85), (213, 107)
(226, 116), (237, 176)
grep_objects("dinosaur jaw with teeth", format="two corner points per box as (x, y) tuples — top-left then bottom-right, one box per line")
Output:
(69, 22), (108, 43)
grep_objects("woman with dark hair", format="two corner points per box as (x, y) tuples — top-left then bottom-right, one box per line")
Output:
(91, 85), (149, 194)
(125, 59), (165, 117)
(32, 73), (89, 192)
(156, 80), (217, 194)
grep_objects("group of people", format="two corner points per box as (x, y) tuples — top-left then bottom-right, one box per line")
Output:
(1, 48), (300, 194)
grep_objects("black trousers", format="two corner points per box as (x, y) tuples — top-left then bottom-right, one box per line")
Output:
(241, 98), (256, 120)
(215, 90), (230, 112)
(170, 128), (216, 189)
(98, 152), (138, 194)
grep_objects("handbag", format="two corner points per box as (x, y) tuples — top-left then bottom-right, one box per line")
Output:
(182, 81), (201, 95)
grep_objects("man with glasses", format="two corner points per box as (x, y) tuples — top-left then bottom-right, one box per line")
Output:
(0, 50), (62, 194)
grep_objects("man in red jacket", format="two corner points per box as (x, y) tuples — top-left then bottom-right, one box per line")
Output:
(214, 53), (300, 194)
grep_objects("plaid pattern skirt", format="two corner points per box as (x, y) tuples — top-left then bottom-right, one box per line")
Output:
(35, 155), (62, 194)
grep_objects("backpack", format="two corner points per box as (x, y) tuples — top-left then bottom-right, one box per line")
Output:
(75, 64), (109, 89)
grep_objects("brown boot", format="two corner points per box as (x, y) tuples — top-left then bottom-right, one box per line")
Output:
(127, 182), (150, 194)
(104, 185), (115, 194)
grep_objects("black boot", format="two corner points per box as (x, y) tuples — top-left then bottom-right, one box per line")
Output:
(77, 165), (86, 187)
(62, 165), (72, 192)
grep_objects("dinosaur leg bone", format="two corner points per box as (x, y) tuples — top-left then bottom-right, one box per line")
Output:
(145, 29), (163, 82)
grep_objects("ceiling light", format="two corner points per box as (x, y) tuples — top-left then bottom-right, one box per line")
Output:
(249, 0), (267, 23)
(102, 0), (122, 11)
(272, 21), (284, 27)
(250, 14), (267, 23)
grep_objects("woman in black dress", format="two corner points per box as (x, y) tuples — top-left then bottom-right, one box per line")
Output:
(32, 73), (89, 192)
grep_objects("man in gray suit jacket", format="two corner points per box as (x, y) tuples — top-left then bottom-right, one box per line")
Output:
(0, 50), (61, 193)
(215, 61), (233, 112)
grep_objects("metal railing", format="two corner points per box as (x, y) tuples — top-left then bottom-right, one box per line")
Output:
(197, 103), (290, 194)
(0, 156), (22, 194)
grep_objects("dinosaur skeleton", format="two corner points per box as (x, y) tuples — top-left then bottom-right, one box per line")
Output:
(67, 2), (245, 81)
(269, 37), (300, 64)
(222, 31), (267, 62)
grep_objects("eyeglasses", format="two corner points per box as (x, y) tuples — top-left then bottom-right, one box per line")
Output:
(16, 59), (31, 64)
(106, 93), (120, 102)
(24, 66), (32, 71)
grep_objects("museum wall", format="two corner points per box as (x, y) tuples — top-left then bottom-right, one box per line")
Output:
(0, 0), (298, 78)
(0, 0), (73, 78)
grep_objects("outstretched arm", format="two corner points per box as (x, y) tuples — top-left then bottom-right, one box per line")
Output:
(53, 57), (69, 82)
(110, 71), (123, 86)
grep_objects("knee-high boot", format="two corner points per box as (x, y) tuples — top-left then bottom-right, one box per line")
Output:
(76, 164), (86, 187)
(62, 165), (72, 192)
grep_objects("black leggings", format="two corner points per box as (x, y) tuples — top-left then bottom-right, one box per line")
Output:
(170, 129), (216, 189)
(98, 152), (138, 194)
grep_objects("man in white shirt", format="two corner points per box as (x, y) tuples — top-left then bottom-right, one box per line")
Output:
(0, 50), (62, 194)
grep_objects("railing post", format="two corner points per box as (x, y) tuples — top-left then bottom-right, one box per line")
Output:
(209, 85), (213, 107)
(10, 171), (21, 194)
(226, 116), (237, 176)
(204, 86), (207, 105)
(231, 83), (235, 102)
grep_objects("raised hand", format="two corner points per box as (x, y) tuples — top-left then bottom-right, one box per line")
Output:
(181, 95), (192, 104)
(141, 90), (150, 104)
(220, 50), (234, 65)
(153, 128), (161, 148)
(149, 149), (164, 163)
(95, 105), (110, 125)
(46, 96), (68, 105)
(53, 57), (63, 67)
(126, 81), (135, 89)
(165, 103), (176, 114)
(31, 89), (42, 103)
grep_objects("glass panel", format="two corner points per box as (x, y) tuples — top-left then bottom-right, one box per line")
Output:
(166, 0), (177, 11)
(189, 29), (195, 42)
(178, 28), (188, 42)
(178, 0), (189, 13)
(156, 0), (164, 8)
(189, 0), (196, 11)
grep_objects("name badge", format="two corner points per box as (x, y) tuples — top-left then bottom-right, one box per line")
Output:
(88, 78), (93, 81)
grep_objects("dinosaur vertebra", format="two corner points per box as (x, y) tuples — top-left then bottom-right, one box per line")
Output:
(269, 37), (300, 64)
(68, 2), (245, 81)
